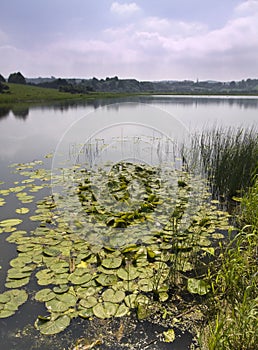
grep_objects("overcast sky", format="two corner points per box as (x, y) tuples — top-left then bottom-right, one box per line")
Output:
(1, 0), (258, 81)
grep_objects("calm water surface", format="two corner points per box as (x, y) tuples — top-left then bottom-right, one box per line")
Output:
(0, 95), (257, 350)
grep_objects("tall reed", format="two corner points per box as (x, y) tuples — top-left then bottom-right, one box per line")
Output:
(187, 127), (258, 200)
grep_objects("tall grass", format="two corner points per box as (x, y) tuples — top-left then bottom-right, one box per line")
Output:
(201, 177), (258, 350)
(188, 127), (258, 200)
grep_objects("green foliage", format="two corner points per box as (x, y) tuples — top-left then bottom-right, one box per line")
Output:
(240, 176), (258, 229)
(202, 180), (258, 350)
(8, 72), (26, 84)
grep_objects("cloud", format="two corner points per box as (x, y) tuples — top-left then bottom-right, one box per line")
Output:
(110, 2), (140, 16)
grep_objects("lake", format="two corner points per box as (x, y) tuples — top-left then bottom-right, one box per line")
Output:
(0, 95), (257, 350)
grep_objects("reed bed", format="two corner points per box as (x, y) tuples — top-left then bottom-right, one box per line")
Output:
(187, 126), (258, 200)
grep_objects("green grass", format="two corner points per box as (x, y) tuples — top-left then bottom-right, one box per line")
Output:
(0, 83), (141, 105)
(200, 178), (258, 350)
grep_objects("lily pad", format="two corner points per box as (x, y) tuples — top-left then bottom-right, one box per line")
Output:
(0, 219), (22, 227)
(68, 273), (92, 285)
(101, 256), (122, 269)
(35, 315), (70, 335)
(80, 296), (98, 309)
(102, 289), (125, 303)
(5, 277), (30, 288)
(117, 267), (139, 281)
(35, 289), (56, 302)
(187, 278), (210, 295)
(15, 207), (30, 214)
(96, 273), (117, 286)
(93, 302), (118, 319)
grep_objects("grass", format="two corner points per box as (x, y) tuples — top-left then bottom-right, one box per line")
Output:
(187, 127), (258, 201)
(0, 83), (141, 105)
(200, 177), (258, 350)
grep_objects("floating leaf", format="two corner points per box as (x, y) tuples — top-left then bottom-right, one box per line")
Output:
(96, 274), (117, 286)
(80, 296), (98, 309)
(0, 219), (22, 227)
(102, 289), (125, 303)
(35, 315), (70, 335)
(101, 256), (122, 269)
(0, 290), (28, 318)
(78, 308), (93, 319)
(68, 273), (92, 285)
(15, 207), (30, 214)
(117, 267), (139, 281)
(115, 303), (130, 317)
(5, 277), (30, 288)
(35, 289), (55, 302)
(53, 285), (69, 294)
(187, 278), (210, 295)
(93, 302), (118, 319)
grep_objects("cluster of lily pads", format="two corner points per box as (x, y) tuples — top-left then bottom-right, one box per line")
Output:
(0, 158), (232, 335)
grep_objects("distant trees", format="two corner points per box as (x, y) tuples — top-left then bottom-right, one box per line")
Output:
(8, 72), (26, 84)
(0, 73), (9, 93)
(0, 74), (6, 83)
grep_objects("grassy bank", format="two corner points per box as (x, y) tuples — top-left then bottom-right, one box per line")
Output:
(201, 178), (258, 350)
(0, 83), (141, 105)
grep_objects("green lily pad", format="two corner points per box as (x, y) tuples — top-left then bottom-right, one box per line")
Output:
(124, 294), (137, 308)
(117, 267), (139, 281)
(187, 278), (210, 295)
(101, 256), (122, 269)
(35, 289), (56, 302)
(53, 285), (69, 294)
(102, 289), (125, 303)
(0, 309), (15, 318)
(68, 273), (92, 285)
(0, 219), (22, 227)
(96, 273), (117, 286)
(15, 207), (30, 214)
(35, 315), (70, 335)
(80, 296), (98, 309)
(5, 277), (30, 288)
(115, 303), (130, 317)
(138, 279), (154, 292)
(78, 308), (93, 318)
(93, 302), (118, 319)
(0, 290), (28, 318)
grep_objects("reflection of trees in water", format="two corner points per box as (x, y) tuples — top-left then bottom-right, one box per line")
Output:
(0, 107), (10, 120)
(0, 105), (29, 120)
(12, 106), (29, 119)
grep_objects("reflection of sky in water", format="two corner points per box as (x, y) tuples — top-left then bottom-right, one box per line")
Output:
(0, 97), (257, 168)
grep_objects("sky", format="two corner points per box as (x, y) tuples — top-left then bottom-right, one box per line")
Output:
(1, 0), (258, 81)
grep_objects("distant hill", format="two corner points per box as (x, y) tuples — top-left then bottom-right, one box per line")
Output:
(25, 76), (258, 95)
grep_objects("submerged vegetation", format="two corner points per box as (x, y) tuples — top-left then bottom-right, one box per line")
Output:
(0, 125), (257, 349)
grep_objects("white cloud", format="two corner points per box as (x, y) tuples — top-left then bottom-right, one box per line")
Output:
(110, 2), (140, 16)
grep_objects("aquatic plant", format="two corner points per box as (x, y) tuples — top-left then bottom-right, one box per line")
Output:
(187, 126), (258, 200)
(0, 157), (232, 336)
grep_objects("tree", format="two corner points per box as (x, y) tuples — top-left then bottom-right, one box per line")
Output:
(0, 74), (6, 83)
(8, 72), (26, 84)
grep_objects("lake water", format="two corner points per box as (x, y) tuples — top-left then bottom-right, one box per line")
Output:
(0, 95), (257, 350)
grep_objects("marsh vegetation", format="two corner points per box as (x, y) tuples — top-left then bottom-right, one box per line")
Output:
(0, 124), (257, 349)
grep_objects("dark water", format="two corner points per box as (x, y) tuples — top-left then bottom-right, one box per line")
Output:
(0, 95), (257, 350)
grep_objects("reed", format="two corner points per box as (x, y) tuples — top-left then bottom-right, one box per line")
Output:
(188, 127), (258, 200)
